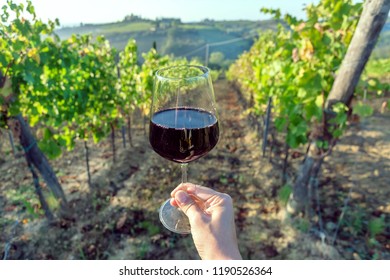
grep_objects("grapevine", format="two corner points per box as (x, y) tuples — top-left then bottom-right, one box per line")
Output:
(0, 0), (179, 216)
(228, 0), (365, 149)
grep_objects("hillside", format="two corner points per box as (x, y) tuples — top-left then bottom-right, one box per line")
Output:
(56, 18), (278, 63)
(57, 18), (390, 63)
(373, 21), (390, 58)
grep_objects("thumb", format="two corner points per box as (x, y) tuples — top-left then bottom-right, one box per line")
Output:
(175, 190), (204, 220)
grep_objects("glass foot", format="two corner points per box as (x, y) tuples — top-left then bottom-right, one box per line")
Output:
(159, 199), (191, 234)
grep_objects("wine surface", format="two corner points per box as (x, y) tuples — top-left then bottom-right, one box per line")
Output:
(149, 107), (219, 163)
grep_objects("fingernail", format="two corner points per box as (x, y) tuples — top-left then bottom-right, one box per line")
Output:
(176, 191), (189, 204)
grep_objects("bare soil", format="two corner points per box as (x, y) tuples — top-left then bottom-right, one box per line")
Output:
(0, 80), (389, 260)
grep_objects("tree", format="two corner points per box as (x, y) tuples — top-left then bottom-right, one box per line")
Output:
(290, 0), (390, 213)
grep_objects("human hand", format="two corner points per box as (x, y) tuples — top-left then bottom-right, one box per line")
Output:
(171, 183), (242, 260)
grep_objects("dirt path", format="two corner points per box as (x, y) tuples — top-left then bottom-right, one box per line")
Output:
(0, 80), (389, 259)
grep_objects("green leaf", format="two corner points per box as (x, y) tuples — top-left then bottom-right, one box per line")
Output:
(278, 184), (292, 206)
(0, 77), (13, 97)
(286, 131), (298, 148)
(316, 140), (329, 149)
(22, 200), (40, 219)
(43, 127), (53, 140)
(331, 128), (343, 138)
(368, 79), (377, 87)
(297, 88), (307, 98)
(26, 1), (36, 17)
(274, 117), (287, 132)
(315, 94), (324, 108)
(353, 102), (374, 118)
(333, 102), (348, 114)
(38, 138), (62, 159)
(139, 221), (160, 236)
(368, 217), (385, 237)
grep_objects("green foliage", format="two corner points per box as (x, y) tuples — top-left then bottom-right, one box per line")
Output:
(1, 0), (60, 126)
(117, 39), (139, 114)
(137, 48), (170, 116)
(1, 0), (215, 163)
(0, 0), (175, 159)
(102, 22), (153, 34)
(362, 59), (390, 96)
(139, 221), (160, 236)
(365, 58), (390, 78)
(228, 0), (367, 149)
(329, 102), (349, 138)
(136, 241), (151, 259)
(38, 137), (62, 160)
(278, 184), (292, 206)
(294, 217), (310, 233)
(22, 199), (40, 219)
(0, 217), (14, 229)
(353, 102), (374, 118)
(342, 208), (366, 236)
(16, 32), (120, 151)
(4, 184), (44, 219)
(368, 216), (385, 238)
(341, 209), (386, 244)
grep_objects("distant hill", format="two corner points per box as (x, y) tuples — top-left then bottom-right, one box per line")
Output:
(56, 17), (390, 64)
(383, 21), (390, 31)
(56, 18), (278, 64)
(373, 21), (390, 58)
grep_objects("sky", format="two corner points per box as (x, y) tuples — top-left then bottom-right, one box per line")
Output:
(11, 0), (321, 26)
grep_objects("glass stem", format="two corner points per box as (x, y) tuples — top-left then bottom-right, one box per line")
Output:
(181, 163), (188, 183)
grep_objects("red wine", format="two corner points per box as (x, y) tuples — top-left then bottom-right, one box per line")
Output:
(149, 107), (219, 163)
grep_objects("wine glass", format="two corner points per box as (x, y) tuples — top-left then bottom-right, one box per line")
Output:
(149, 65), (219, 234)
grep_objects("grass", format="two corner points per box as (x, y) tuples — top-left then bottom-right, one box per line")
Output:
(101, 22), (154, 34)
(362, 58), (390, 93)
(365, 58), (390, 80)
(3, 184), (45, 220)
(180, 24), (212, 30)
(278, 184), (293, 206)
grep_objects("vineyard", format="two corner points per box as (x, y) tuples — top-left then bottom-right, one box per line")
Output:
(1, 0), (390, 260)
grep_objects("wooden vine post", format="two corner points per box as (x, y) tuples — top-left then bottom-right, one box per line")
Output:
(16, 114), (69, 216)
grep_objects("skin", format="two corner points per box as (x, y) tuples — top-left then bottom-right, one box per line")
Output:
(171, 183), (242, 260)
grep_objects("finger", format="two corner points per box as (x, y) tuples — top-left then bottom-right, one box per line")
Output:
(170, 197), (179, 208)
(171, 182), (221, 201)
(170, 192), (207, 209)
(170, 183), (189, 197)
(174, 190), (204, 218)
